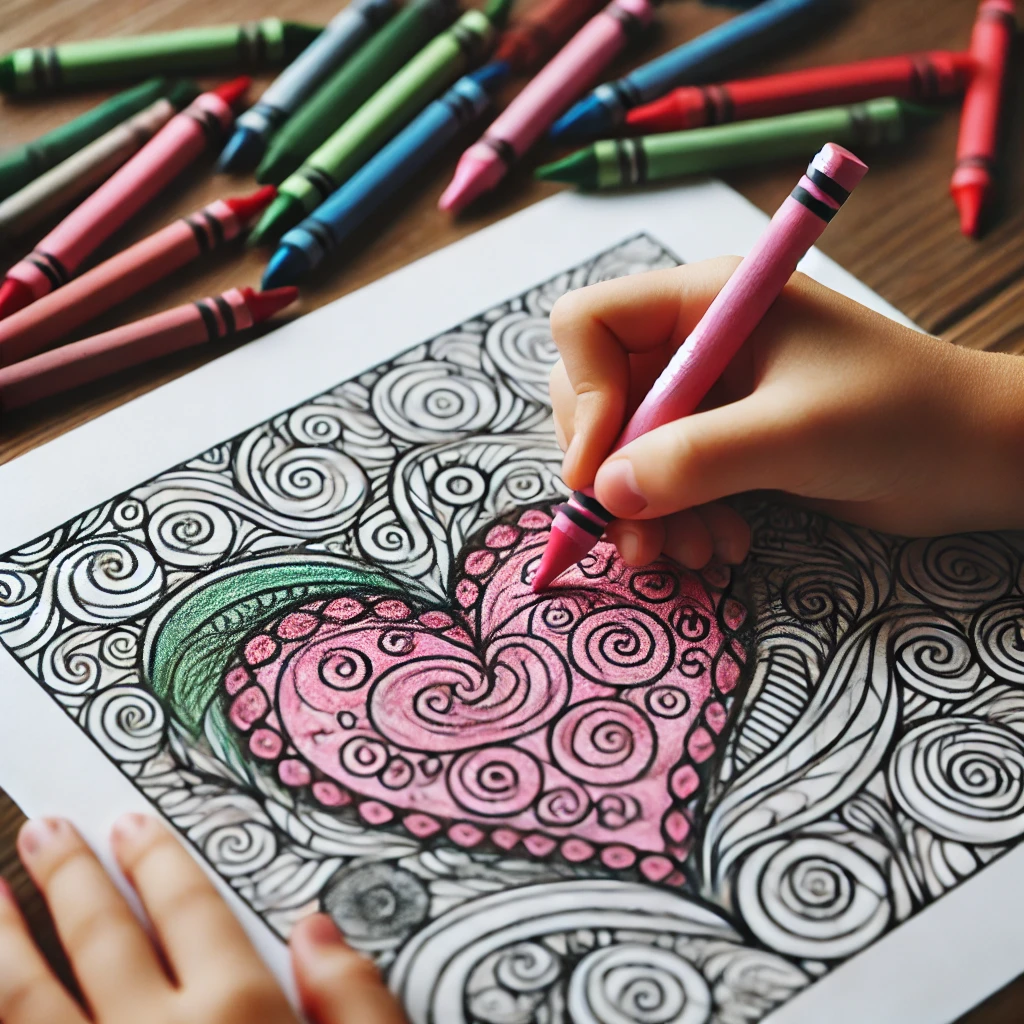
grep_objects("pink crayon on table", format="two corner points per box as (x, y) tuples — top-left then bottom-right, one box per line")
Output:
(0, 286), (298, 412)
(0, 77), (251, 322)
(532, 142), (868, 592)
(0, 186), (276, 368)
(438, 0), (654, 214)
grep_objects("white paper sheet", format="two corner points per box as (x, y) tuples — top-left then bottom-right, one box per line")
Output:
(1, 183), (1016, 1024)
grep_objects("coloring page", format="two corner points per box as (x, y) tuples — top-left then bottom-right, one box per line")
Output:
(1, 188), (1017, 1024)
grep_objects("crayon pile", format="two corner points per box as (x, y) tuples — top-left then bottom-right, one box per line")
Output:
(0, 0), (1015, 412)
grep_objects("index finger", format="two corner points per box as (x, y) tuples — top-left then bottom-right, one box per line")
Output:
(550, 257), (739, 489)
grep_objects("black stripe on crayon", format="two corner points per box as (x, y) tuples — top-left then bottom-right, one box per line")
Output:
(252, 102), (288, 130)
(956, 154), (995, 171)
(908, 59), (923, 99)
(446, 87), (476, 123)
(610, 78), (641, 110)
(201, 210), (225, 246)
(451, 22), (483, 60)
(615, 140), (632, 186)
(27, 251), (70, 287)
(46, 47), (62, 90)
(303, 166), (339, 202)
(572, 490), (610, 521)
(557, 502), (605, 539)
(622, 139), (646, 185)
(807, 167), (849, 205)
(980, 6), (1016, 27)
(305, 219), (335, 254)
(790, 185), (837, 222)
(24, 143), (45, 175)
(31, 49), (47, 93)
(919, 57), (938, 99)
(27, 255), (62, 289)
(483, 137), (516, 168)
(185, 106), (223, 147)
(195, 300), (219, 341)
(705, 84), (733, 125)
(185, 215), (211, 253)
(213, 295), (236, 335)
(606, 2), (647, 41)
(254, 22), (268, 66)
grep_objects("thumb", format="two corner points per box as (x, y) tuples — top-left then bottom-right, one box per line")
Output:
(593, 391), (804, 518)
(290, 915), (408, 1024)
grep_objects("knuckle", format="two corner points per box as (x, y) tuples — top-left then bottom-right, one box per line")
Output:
(61, 903), (138, 965)
(152, 877), (222, 930)
(548, 291), (584, 342)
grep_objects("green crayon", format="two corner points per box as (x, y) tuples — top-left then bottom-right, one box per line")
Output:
(537, 97), (933, 189)
(0, 77), (174, 200)
(258, 0), (460, 185)
(252, 0), (510, 243)
(0, 20), (322, 96)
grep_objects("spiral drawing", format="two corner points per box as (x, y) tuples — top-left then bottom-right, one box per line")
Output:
(4, 233), (1024, 1023)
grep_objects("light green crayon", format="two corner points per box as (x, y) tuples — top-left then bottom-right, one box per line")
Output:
(252, 0), (511, 244)
(537, 97), (933, 189)
(0, 20), (322, 95)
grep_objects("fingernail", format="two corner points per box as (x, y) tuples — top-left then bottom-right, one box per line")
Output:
(596, 459), (647, 516)
(303, 914), (348, 949)
(19, 818), (62, 858)
(617, 528), (640, 564)
(112, 813), (149, 843)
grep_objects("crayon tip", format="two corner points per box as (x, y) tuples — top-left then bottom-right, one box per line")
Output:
(255, 148), (295, 186)
(438, 149), (506, 214)
(550, 95), (614, 142)
(248, 194), (304, 246)
(263, 245), (310, 290)
(213, 76), (252, 109)
(218, 127), (266, 173)
(954, 183), (985, 238)
(224, 184), (278, 223)
(470, 61), (510, 92)
(0, 55), (13, 94)
(0, 278), (33, 321)
(530, 530), (591, 592)
(535, 148), (598, 189)
(625, 96), (678, 133)
(243, 286), (300, 323)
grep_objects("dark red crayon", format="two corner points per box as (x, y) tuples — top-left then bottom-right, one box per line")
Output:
(0, 286), (297, 412)
(626, 50), (975, 133)
(494, 0), (606, 73)
(952, 0), (1016, 237)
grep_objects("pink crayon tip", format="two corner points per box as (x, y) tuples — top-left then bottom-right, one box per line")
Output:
(242, 286), (300, 323)
(213, 76), (252, 109)
(438, 148), (507, 214)
(225, 185), (278, 223)
(0, 279), (33, 321)
(531, 525), (596, 592)
(812, 142), (869, 192)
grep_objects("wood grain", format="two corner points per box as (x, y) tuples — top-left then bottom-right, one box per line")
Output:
(0, 0), (1022, 1019)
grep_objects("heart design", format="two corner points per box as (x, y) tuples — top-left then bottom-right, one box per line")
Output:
(222, 507), (748, 881)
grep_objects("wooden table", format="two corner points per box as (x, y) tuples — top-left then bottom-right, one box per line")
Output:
(1, 0), (1022, 1018)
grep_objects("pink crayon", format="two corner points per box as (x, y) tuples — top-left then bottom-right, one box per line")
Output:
(0, 286), (297, 412)
(0, 77), (251, 322)
(438, 0), (654, 214)
(0, 186), (276, 368)
(533, 142), (868, 591)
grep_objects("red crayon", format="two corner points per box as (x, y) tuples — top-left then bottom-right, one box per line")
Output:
(0, 77), (251, 321)
(0, 286), (298, 412)
(495, 0), (607, 74)
(0, 187), (276, 368)
(627, 50), (975, 133)
(952, 0), (1016, 237)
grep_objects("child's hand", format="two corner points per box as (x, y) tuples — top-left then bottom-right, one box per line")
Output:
(0, 815), (408, 1024)
(549, 257), (1024, 568)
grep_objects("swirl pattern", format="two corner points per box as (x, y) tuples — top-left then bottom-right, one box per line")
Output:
(570, 608), (674, 687)
(889, 717), (1024, 843)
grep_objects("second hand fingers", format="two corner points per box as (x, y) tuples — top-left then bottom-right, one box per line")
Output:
(111, 814), (287, 1006)
(17, 818), (170, 1020)
(0, 877), (86, 1024)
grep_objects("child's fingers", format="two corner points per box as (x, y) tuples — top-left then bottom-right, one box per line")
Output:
(291, 915), (408, 1024)
(549, 359), (574, 452)
(694, 504), (752, 565)
(110, 814), (283, 1004)
(593, 391), (800, 519)
(16, 818), (170, 1019)
(550, 258), (740, 490)
(0, 877), (87, 1024)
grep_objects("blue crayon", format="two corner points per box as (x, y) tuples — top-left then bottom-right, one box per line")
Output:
(219, 0), (396, 173)
(264, 63), (507, 288)
(550, 0), (838, 141)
